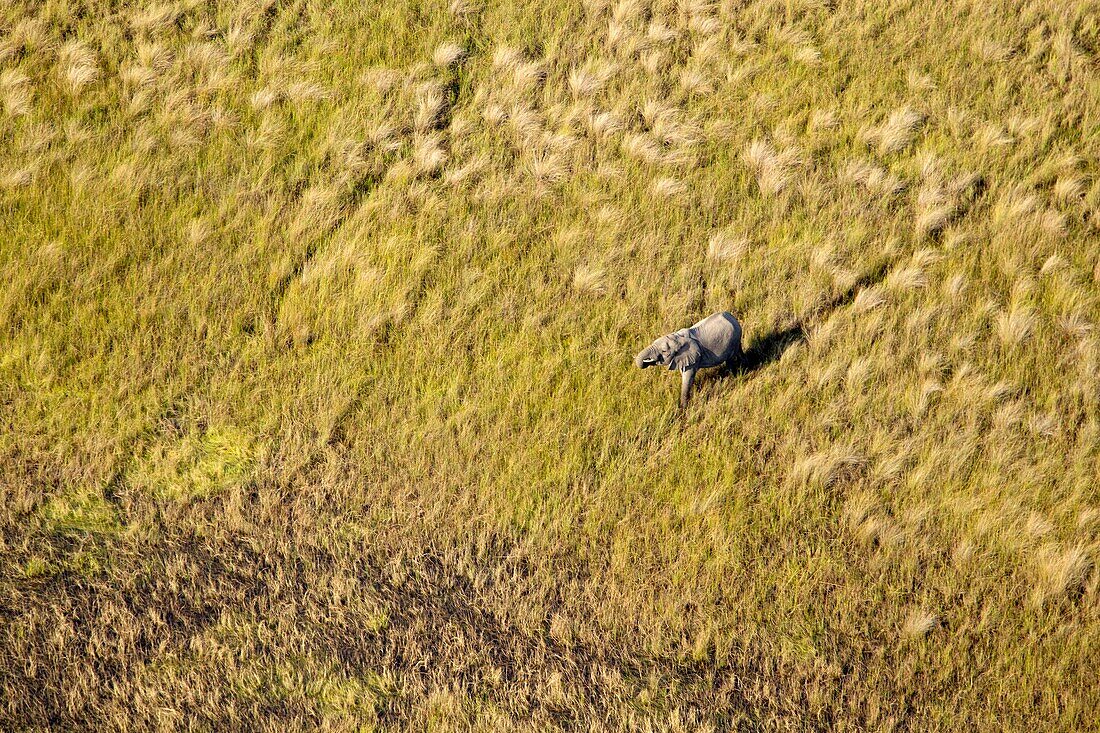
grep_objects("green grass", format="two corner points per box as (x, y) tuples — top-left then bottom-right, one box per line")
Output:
(2, 0), (1100, 729)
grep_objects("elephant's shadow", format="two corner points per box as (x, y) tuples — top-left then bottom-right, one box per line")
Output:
(696, 266), (889, 393)
(738, 322), (807, 373)
(695, 321), (806, 393)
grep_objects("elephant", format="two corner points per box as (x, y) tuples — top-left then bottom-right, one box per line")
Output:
(635, 311), (743, 407)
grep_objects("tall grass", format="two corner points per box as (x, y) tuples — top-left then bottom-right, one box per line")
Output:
(2, 0), (1099, 729)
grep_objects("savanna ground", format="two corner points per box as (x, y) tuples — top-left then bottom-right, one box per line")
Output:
(2, 0), (1100, 729)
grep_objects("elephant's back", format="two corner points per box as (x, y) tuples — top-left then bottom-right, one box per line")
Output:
(693, 311), (741, 358)
(695, 311), (741, 338)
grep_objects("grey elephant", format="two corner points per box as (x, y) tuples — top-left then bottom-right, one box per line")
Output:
(635, 311), (743, 407)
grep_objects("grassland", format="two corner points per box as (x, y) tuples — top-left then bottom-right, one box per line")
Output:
(2, 0), (1100, 729)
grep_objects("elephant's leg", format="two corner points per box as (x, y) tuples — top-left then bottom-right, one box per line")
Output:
(680, 368), (697, 407)
(726, 342), (744, 373)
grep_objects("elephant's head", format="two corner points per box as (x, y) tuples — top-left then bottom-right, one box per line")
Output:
(634, 331), (701, 371)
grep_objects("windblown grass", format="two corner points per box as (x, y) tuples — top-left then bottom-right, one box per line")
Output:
(2, 0), (1099, 729)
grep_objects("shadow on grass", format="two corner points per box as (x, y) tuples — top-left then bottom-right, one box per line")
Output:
(703, 263), (893, 389)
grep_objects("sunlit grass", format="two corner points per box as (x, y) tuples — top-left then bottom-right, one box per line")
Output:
(2, 0), (1099, 729)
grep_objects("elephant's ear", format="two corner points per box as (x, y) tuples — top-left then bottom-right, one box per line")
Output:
(669, 334), (701, 371)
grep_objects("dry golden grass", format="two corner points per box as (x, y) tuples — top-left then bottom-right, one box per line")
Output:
(2, 0), (1100, 730)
